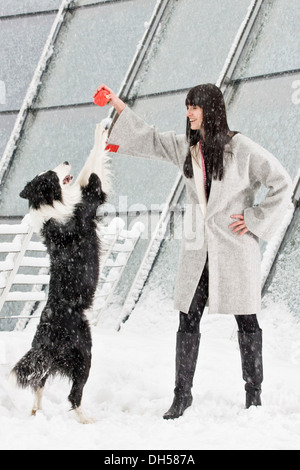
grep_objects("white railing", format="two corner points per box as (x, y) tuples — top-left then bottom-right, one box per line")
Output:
(0, 215), (144, 328)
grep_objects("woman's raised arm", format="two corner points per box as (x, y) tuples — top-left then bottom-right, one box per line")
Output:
(95, 84), (188, 169)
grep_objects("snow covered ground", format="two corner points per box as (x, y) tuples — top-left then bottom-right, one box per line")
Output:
(0, 285), (300, 451)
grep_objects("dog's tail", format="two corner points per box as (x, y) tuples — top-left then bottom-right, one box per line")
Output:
(10, 348), (52, 391)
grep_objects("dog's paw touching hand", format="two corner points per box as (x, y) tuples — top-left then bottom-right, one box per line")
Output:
(88, 172), (101, 187)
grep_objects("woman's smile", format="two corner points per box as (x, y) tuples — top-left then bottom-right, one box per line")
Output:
(186, 105), (204, 130)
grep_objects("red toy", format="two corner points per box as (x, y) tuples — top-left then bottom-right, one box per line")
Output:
(94, 88), (110, 107)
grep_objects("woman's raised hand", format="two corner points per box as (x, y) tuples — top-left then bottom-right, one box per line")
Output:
(94, 84), (126, 115)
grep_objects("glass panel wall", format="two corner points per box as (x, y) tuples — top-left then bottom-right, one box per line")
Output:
(232, 0), (300, 79)
(0, 14), (56, 112)
(0, 0), (60, 17)
(227, 0), (300, 180)
(0, 106), (107, 215)
(263, 206), (300, 317)
(132, 91), (188, 134)
(0, 114), (17, 157)
(131, 0), (251, 97)
(0, 10), (56, 176)
(75, 0), (122, 6)
(0, 0), (157, 217)
(0, 102), (179, 216)
(227, 73), (300, 180)
(34, 0), (157, 108)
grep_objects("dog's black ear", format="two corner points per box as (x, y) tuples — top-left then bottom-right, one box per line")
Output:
(20, 183), (31, 200)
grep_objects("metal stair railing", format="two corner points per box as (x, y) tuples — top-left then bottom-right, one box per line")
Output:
(89, 218), (145, 325)
(0, 215), (144, 328)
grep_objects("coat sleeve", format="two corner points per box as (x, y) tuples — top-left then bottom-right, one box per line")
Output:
(107, 105), (188, 169)
(243, 139), (293, 242)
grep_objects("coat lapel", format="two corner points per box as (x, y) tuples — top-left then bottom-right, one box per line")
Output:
(206, 143), (234, 219)
(190, 143), (231, 220)
(190, 145), (207, 217)
(205, 176), (222, 219)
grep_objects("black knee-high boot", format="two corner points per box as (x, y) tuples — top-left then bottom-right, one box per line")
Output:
(163, 332), (200, 420)
(238, 329), (263, 408)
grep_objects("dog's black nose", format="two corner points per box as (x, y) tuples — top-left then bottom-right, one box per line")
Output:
(64, 161), (69, 165)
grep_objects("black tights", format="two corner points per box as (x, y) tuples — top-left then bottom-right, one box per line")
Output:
(178, 258), (260, 334)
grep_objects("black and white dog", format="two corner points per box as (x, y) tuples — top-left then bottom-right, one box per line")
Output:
(10, 123), (110, 424)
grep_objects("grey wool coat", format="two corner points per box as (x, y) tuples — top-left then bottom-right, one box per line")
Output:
(108, 106), (293, 315)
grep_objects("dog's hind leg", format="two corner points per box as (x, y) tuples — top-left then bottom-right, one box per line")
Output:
(31, 372), (49, 416)
(68, 370), (95, 424)
(74, 405), (96, 425)
(32, 386), (44, 416)
(69, 380), (96, 424)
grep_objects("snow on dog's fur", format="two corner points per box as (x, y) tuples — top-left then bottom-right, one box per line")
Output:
(10, 123), (110, 424)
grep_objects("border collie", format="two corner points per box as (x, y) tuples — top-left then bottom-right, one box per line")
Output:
(10, 123), (110, 424)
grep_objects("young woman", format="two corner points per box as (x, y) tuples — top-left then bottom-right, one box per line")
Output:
(97, 83), (292, 419)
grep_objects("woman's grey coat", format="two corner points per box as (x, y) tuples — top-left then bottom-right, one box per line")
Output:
(108, 106), (293, 315)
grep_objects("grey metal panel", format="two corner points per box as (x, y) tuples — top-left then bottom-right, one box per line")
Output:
(233, 0), (300, 79)
(0, 0), (61, 16)
(34, 0), (157, 108)
(227, 73), (300, 180)
(0, 14), (56, 112)
(132, 0), (251, 97)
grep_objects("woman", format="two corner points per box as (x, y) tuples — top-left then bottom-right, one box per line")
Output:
(97, 83), (292, 419)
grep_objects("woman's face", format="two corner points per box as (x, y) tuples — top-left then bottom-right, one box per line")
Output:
(186, 105), (204, 130)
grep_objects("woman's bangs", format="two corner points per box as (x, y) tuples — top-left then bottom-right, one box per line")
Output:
(185, 89), (201, 108)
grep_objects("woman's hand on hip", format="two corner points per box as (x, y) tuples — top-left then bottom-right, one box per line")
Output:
(229, 214), (249, 236)
(94, 84), (126, 115)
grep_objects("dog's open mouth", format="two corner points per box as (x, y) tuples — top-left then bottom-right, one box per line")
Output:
(63, 175), (73, 185)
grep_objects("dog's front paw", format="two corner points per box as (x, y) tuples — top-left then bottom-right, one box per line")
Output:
(88, 172), (101, 189)
(83, 173), (106, 205)
(95, 122), (109, 143)
(100, 118), (112, 131)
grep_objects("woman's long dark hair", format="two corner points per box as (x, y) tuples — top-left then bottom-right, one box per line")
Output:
(184, 84), (231, 180)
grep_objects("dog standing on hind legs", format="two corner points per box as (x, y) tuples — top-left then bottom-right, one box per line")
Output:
(10, 123), (110, 424)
